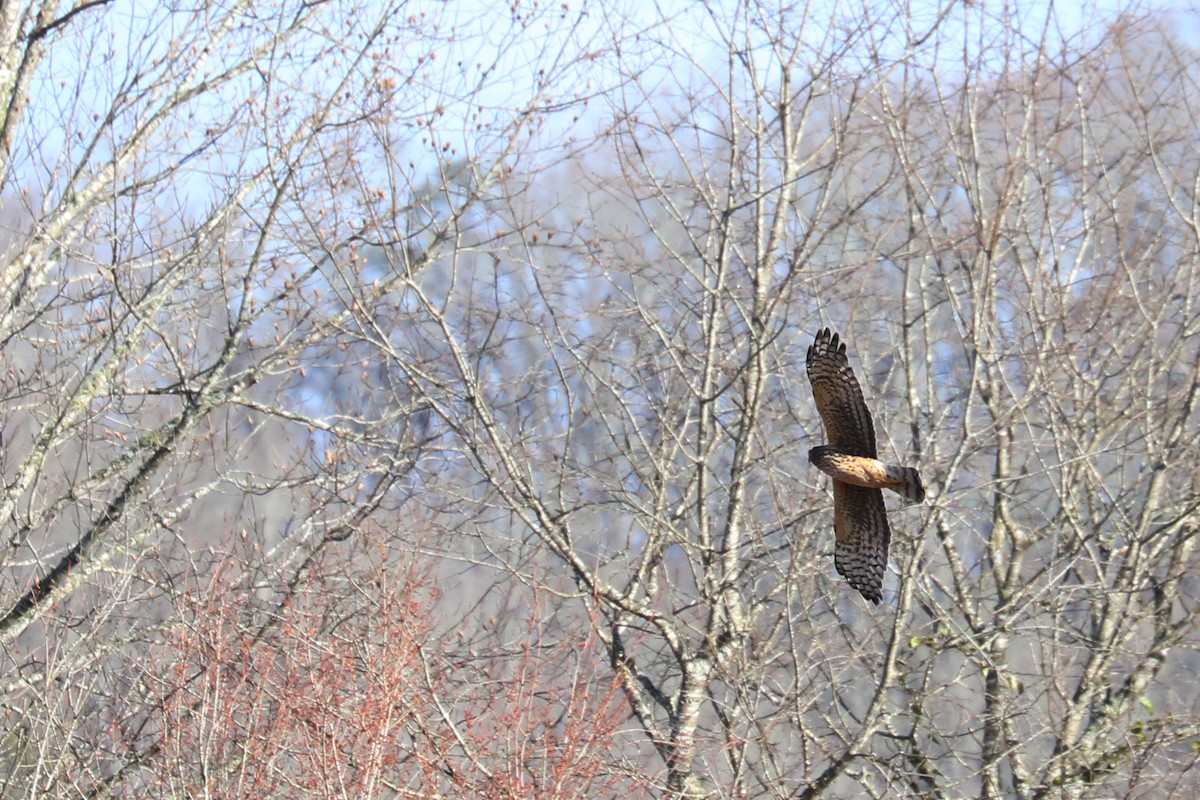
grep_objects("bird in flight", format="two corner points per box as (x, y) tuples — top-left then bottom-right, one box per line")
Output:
(806, 327), (925, 603)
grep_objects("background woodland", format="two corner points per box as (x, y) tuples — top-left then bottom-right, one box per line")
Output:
(0, 1), (1197, 797)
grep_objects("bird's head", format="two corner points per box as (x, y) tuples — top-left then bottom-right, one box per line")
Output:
(808, 444), (844, 465)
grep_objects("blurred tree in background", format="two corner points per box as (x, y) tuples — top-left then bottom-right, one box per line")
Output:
(0, 1), (1197, 797)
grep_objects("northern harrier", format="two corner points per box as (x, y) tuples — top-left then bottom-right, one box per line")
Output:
(806, 327), (925, 603)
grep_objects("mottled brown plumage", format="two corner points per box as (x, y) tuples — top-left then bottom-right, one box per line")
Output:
(806, 328), (925, 604)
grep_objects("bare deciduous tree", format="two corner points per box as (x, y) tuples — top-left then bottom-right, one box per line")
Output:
(352, 4), (1200, 798)
(0, 0), (629, 795)
(1, 1), (1197, 798)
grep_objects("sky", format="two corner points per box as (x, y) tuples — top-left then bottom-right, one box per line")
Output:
(9, 0), (1198, 224)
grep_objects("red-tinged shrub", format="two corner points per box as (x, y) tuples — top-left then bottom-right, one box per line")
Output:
(147, 548), (641, 798)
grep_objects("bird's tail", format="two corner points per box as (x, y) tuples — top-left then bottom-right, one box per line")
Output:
(885, 465), (926, 504)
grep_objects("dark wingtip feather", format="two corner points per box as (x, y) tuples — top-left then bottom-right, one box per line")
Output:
(808, 327), (844, 367)
(850, 575), (882, 604)
(848, 580), (881, 604)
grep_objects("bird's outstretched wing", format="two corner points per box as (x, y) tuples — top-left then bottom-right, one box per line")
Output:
(832, 482), (890, 604)
(806, 327), (876, 458)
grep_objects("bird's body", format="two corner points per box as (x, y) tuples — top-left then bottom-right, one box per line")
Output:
(808, 445), (925, 504)
(806, 328), (925, 604)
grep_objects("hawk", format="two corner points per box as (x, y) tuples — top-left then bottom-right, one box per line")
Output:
(806, 327), (925, 604)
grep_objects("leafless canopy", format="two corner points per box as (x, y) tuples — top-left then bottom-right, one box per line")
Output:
(0, 1), (1197, 798)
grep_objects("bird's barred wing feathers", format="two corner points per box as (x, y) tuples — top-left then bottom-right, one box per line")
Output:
(806, 327), (877, 458)
(832, 482), (891, 604)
